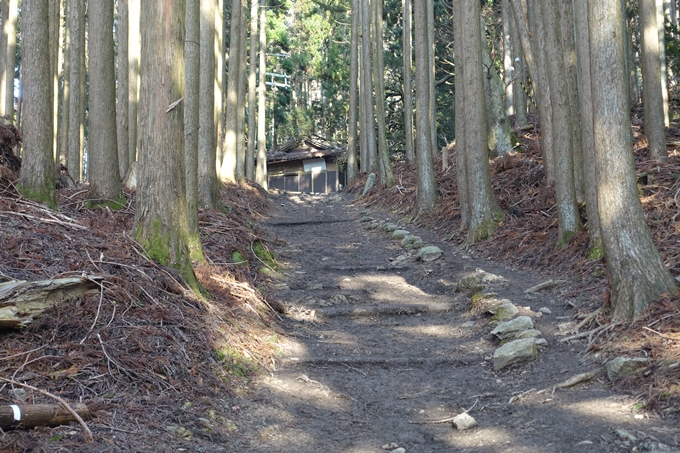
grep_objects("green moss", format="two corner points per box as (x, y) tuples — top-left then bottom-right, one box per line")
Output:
(17, 184), (57, 209)
(253, 240), (278, 270)
(466, 216), (502, 244)
(85, 194), (127, 210)
(588, 243), (604, 260)
(456, 276), (484, 295)
(557, 230), (577, 247)
(187, 232), (206, 264)
(215, 345), (258, 378)
(232, 251), (247, 266)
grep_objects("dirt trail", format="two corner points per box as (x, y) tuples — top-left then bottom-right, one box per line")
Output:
(237, 193), (679, 453)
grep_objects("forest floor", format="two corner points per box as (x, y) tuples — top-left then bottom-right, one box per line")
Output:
(0, 117), (678, 452)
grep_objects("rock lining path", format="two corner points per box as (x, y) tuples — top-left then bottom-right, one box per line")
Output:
(236, 193), (679, 453)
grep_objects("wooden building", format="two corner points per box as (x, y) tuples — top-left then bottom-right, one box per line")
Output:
(267, 137), (346, 194)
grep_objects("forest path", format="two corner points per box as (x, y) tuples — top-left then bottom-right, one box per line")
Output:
(236, 193), (679, 453)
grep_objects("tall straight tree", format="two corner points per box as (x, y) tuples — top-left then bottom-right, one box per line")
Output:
(346, 0), (360, 182)
(402, 0), (414, 163)
(87, 0), (123, 203)
(452, 6), (468, 230)
(360, 0), (377, 174)
(589, 0), (677, 321)
(221, 0), (243, 182)
(1, 0), (17, 119)
(135, 0), (201, 288)
(235, 3), (248, 183)
(372, 0), (394, 186)
(49, 0), (60, 161)
(427, 0), (436, 153)
(247, 0), (258, 181)
(198, 0), (222, 208)
(640, 0), (668, 161)
(128, 0), (141, 167)
(185, 0), (203, 262)
(255, 0), (267, 188)
(412, 0), (437, 215)
(117, 0), (130, 178)
(67, 0), (85, 181)
(19, 0), (55, 207)
(456, 0), (503, 243)
(538, 0), (580, 243)
(58, 0), (71, 166)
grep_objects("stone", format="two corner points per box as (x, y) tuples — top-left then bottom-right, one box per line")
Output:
(539, 307), (552, 315)
(368, 220), (382, 230)
(309, 283), (323, 291)
(455, 276), (484, 294)
(392, 449), (406, 453)
(535, 338), (548, 347)
(487, 299), (519, 321)
(461, 321), (476, 328)
(515, 329), (543, 339)
(452, 412), (477, 430)
(382, 443), (399, 450)
(390, 254), (412, 266)
(606, 357), (649, 382)
(392, 229), (411, 240)
(493, 338), (538, 370)
(417, 246), (443, 262)
(360, 216), (373, 223)
(383, 223), (400, 233)
(480, 272), (506, 284)
(362, 172), (376, 196)
(359, 209), (371, 216)
(401, 234), (420, 246)
(490, 316), (534, 340)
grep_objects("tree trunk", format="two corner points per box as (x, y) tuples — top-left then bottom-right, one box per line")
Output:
(128, 0), (141, 167)
(640, 0), (668, 161)
(0, 403), (89, 430)
(59, 0), (71, 168)
(347, 0), (360, 183)
(220, 0), (242, 182)
(589, 0), (678, 321)
(481, 17), (514, 157)
(185, 0), (203, 262)
(539, 0), (580, 244)
(116, 0), (130, 178)
(87, 0), (123, 204)
(235, 3), (248, 183)
(413, 0), (437, 215)
(452, 6), (469, 230)
(18, 0), (55, 207)
(657, 0), (669, 127)
(573, 0), (602, 256)
(509, 0), (527, 127)
(502, 0), (514, 117)
(457, 0), (503, 243)
(49, 0), (60, 162)
(402, 0), (414, 163)
(373, 0), (394, 186)
(255, 0), (267, 189)
(135, 0), (200, 290)
(198, 0), (222, 208)
(361, 0), (377, 174)
(246, 0), (258, 181)
(0, 0), (17, 119)
(215, 0), (225, 171)
(427, 0), (436, 153)
(67, 0), (85, 181)
(0, 1), (8, 119)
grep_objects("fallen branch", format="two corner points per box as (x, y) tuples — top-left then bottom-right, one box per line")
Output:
(524, 279), (566, 293)
(537, 368), (604, 395)
(559, 323), (611, 343)
(0, 378), (92, 441)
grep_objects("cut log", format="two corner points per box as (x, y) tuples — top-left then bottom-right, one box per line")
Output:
(0, 403), (90, 430)
(0, 276), (103, 329)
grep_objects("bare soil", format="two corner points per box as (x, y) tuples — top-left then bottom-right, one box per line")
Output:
(234, 192), (680, 453)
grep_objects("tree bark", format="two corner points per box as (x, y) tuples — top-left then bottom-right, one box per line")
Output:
(198, 0), (222, 208)
(58, 0), (71, 168)
(347, 0), (360, 182)
(452, 6), (469, 230)
(502, 0), (514, 117)
(87, 0), (123, 203)
(0, 403), (89, 430)
(19, 0), (55, 207)
(402, 0), (414, 163)
(116, 0), (130, 178)
(255, 0), (267, 189)
(573, 0), (602, 255)
(413, 0), (437, 215)
(247, 0), (258, 181)
(135, 0), (200, 289)
(185, 0), (203, 262)
(235, 3), (248, 183)
(508, 0), (527, 127)
(589, 0), (678, 321)
(128, 0), (141, 167)
(67, 0), (84, 181)
(427, 0), (436, 153)
(373, 0), (394, 186)
(220, 0), (242, 182)
(361, 0), (377, 174)
(0, 0), (17, 119)
(640, 0), (668, 161)
(49, 0), (60, 162)
(457, 0), (502, 243)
